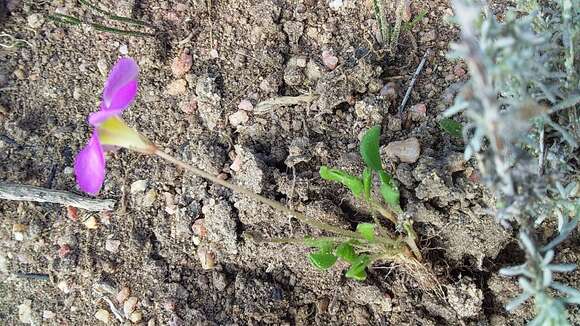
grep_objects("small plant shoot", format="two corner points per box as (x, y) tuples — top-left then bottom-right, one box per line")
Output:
(314, 126), (425, 281)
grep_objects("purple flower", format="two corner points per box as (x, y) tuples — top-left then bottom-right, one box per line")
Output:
(74, 58), (139, 195)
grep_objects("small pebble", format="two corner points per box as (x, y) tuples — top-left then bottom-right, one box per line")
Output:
(57, 280), (72, 293)
(197, 247), (216, 270)
(58, 244), (71, 258)
(384, 137), (421, 163)
(322, 50), (338, 70)
(13, 69), (25, 80)
(123, 297), (138, 317)
(454, 65), (466, 78)
(180, 97), (197, 114)
(105, 239), (121, 254)
(27, 14), (44, 28)
(228, 110), (249, 127)
(212, 271), (228, 291)
(12, 223), (27, 241)
(238, 99), (253, 111)
(171, 49), (193, 78)
(191, 219), (207, 240)
(42, 310), (56, 320)
(230, 156), (242, 172)
(67, 206), (79, 221)
(409, 103), (427, 122)
(209, 49), (219, 59)
(130, 180), (148, 194)
(379, 82), (398, 101)
(166, 79), (187, 96)
(73, 87), (81, 100)
(18, 300), (33, 324)
(129, 311), (143, 323)
(116, 287), (131, 304)
(119, 44), (128, 55)
(84, 216), (98, 229)
(94, 309), (110, 324)
(142, 189), (157, 207)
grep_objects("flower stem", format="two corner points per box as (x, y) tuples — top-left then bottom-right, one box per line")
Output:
(153, 149), (362, 239)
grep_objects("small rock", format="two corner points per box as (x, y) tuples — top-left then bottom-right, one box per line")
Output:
(105, 239), (121, 253)
(84, 216), (98, 229)
(119, 44), (128, 55)
(209, 49), (219, 59)
(123, 297), (138, 317)
(67, 206), (79, 221)
(129, 311), (143, 323)
(18, 300), (33, 324)
(57, 280), (72, 293)
(191, 219), (207, 240)
(296, 57), (307, 68)
(197, 246), (216, 270)
(379, 82), (398, 101)
(27, 14), (44, 28)
(42, 310), (56, 320)
(116, 287), (131, 304)
(387, 117), (402, 131)
(447, 152), (466, 173)
(228, 110), (249, 127)
(409, 103), (427, 122)
(322, 50), (338, 70)
(171, 49), (193, 78)
(130, 180), (148, 194)
(384, 137), (421, 163)
(73, 87), (81, 100)
(421, 30), (436, 43)
(284, 65), (304, 86)
(180, 97), (197, 114)
(212, 271), (228, 291)
(305, 60), (322, 81)
(454, 65), (466, 78)
(142, 189), (157, 207)
(238, 99), (253, 111)
(58, 244), (71, 258)
(94, 309), (110, 324)
(12, 223), (27, 241)
(166, 79), (188, 96)
(13, 69), (25, 80)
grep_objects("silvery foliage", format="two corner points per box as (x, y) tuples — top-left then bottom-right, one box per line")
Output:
(446, 0), (579, 324)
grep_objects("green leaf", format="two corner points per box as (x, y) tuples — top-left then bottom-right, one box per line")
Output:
(362, 167), (373, 201)
(378, 171), (401, 210)
(360, 126), (382, 171)
(335, 243), (358, 263)
(304, 238), (333, 253)
(356, 223), (375, 241)
(320, 166), (364, 198)
(345, 255), (371, 281)
(308, 252), (338, 270)
(439, 118), (463, 138)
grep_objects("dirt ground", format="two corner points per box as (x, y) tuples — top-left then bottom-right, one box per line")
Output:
(1, 0), (578, 325)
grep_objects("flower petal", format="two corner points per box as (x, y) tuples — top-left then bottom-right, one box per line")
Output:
(97, 116), (153, 153)
(74, 132), (106, 195)
(88, 106), (124, 126)
(102, 57), (139, 111)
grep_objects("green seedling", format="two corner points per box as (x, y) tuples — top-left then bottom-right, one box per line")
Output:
(310, 125), (425, 281)
(439, 118), (463, 138)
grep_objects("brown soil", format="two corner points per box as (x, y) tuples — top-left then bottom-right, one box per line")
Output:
(1, 0), (578, 325)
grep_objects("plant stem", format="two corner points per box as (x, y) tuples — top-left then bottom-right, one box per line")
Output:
(153, 149), (363, 239)
(78, 0), (150, 27)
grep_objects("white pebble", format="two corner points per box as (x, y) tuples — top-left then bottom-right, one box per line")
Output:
(105, 239), (121, 254)
(116, 287), (131, 304)
(42, 310), (56, 320)
(130, 180), (148, 194)
(94, 309), (110, 324)
(18, 300), (33, 324)
(228, 111), (249, 127)
(27, 14), (45, 29)
(119, 44), (128, 55)
(238, 99), (254, 111)
(129, 311), (143, 323)
(123, 297), (138, 317)
(97, 59), (108, 76)
(322, 50), (338, 70)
